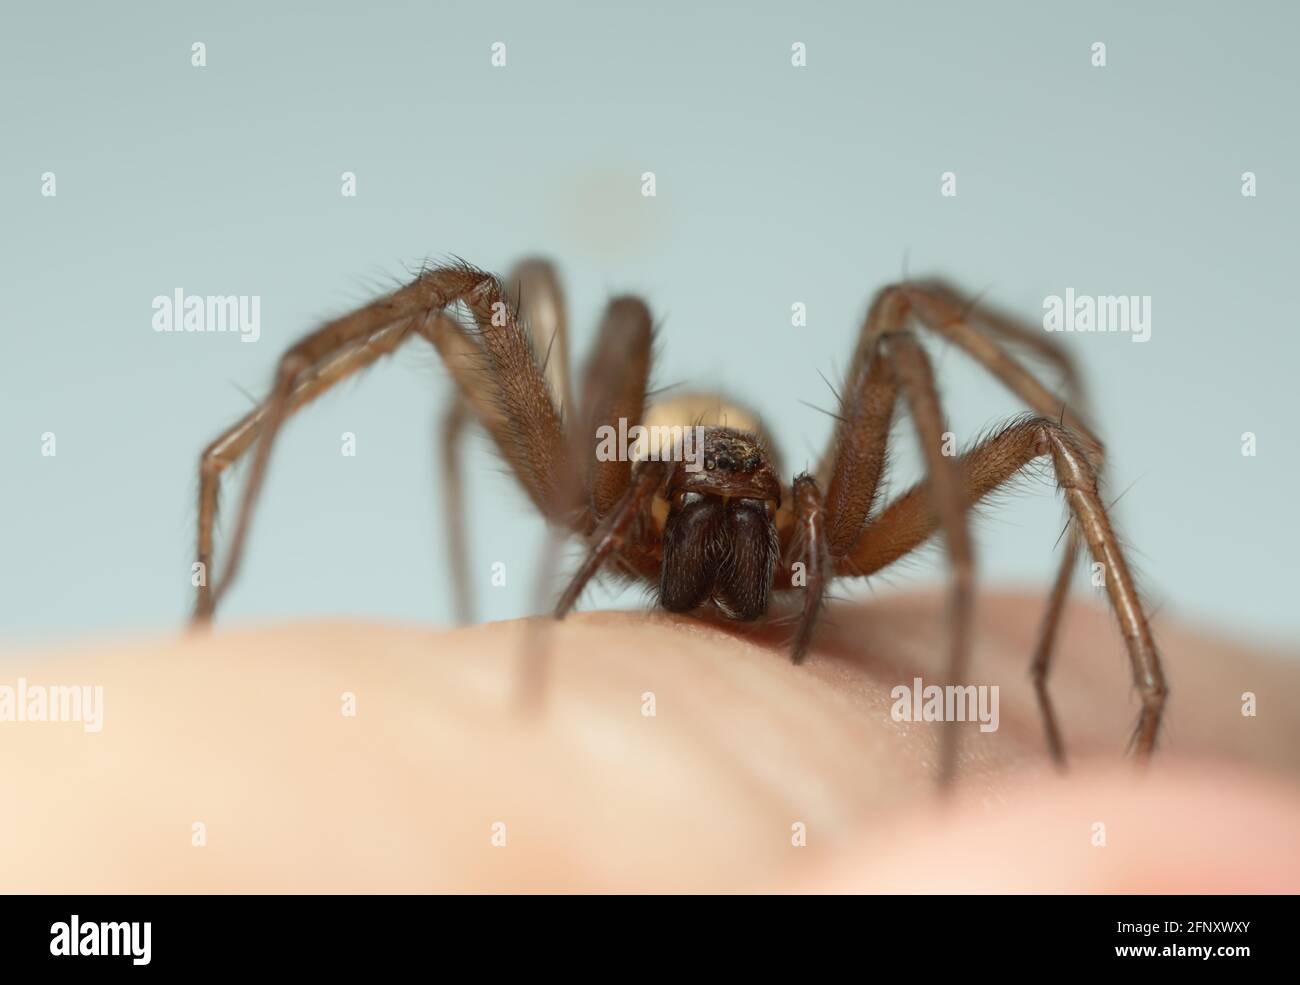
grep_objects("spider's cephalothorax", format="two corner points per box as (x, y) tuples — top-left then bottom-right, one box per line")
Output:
(191, 258), (1168, 781)
(659, 427), (782, 621)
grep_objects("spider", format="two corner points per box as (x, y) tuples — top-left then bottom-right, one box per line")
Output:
(191, 258), (1167, 781)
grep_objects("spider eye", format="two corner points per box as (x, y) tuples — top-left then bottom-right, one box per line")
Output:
(672, 490), (705, 509)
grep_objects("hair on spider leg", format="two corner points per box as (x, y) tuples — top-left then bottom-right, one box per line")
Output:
(899, 247), (912, 286)
(1125, 684), (1172, 757)
(642, 380), (687, 402)
(815, 368), (845, 409)
(1102, 471), (1148, 514)
(797, 399), (850, 425)
(955, 282), (997, 327)
(355, 262), (411, 299)
(226, 380), (264, 409)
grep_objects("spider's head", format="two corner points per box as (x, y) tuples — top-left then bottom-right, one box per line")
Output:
(658, 429), (781, 621)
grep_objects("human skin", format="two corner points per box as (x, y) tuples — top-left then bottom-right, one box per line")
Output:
(1, 592), (1298, 893)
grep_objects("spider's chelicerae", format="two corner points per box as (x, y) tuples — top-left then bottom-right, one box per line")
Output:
(192, 258), (1167, 781)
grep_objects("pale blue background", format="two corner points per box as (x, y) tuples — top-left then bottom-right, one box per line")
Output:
(2, 1), (1297, 645)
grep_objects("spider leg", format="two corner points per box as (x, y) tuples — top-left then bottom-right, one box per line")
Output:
(554, 460), (668, 618)
(900, 284), (1113, 769)
(788, 474), (829, 664)
(195, 316), (420, 623)
(817, 290), (901, 556)
(509, 257), (574, 421)
(577, 296), (655, 522)
(880, 330), (975, 785)
(811, 280), (1127, 777)
(799, 290), (973, 783)
(819, 282), (1118, 771)
(1029, 528), (1080, 765)
(434, 259), (575, 626)
(195, 263), (572, 625)
(440, 395), (475, 625)
(841, 416), (1168, 764)
(421, 268), (570, 519)
(546, 298), (658, 614)
(910, 278), (1091, 414)
(902, 285), (1101, 457)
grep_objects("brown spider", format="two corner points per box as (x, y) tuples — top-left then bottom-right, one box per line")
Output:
(191, 258), (1167, 781)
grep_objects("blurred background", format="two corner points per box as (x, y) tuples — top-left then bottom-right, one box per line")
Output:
(2, 0), (1297, 646)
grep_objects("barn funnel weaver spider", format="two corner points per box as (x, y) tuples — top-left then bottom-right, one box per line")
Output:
(191, 259), (1167, 781)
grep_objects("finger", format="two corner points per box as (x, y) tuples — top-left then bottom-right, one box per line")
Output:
(794, 761), (1300, 892)
(3, 594), (1295, 891)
